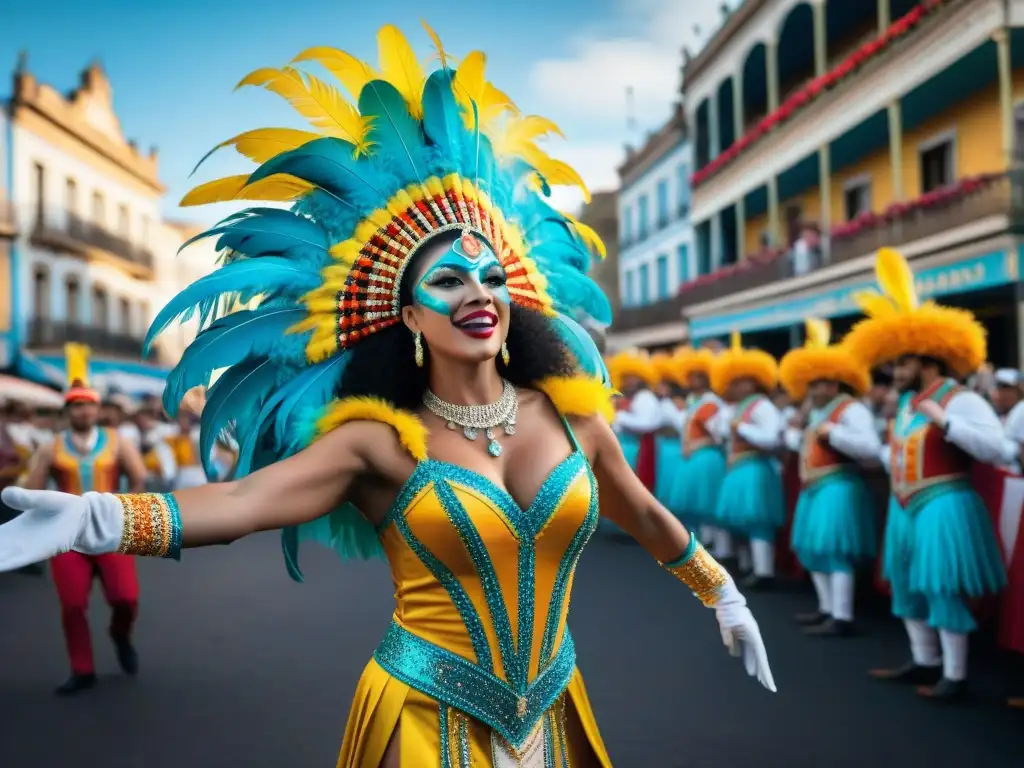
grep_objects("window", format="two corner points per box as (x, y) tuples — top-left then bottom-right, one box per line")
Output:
(92, 191), (105, 225)
(1014, 104), (1024, 163)
(66, 278), (81, 323)
(656, 254), (669, 299)
(637, 195), (649, 240)
(638, 263), (650, 305)
(621, 206), (632, 245)
(676, 164), (690, 216)
(65, 178), (77, 216)
(656, 180), (669, 228)
(119, 297), (131, 333)
(139, 301), (151, 331)
(677, 243), (690, 285)
(624, 270), (636, 306)
(843, 177), (871, 221)
(32, 266), (50, 320)
(118, 204), (130, 236)
(33, 162), (45, 225)
(92, 285), (109, 329)
(919, 134), (954, 193)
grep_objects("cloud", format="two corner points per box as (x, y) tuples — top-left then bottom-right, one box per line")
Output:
(528, 0), (735, 124)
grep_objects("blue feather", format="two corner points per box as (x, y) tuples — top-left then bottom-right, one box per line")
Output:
(180, 210), (329, 258)
(145, 258), (320, 354)
(359, 80), (426, 181)
(199, 358), (278, 477)
(163, 308), (305, 416)
(421, 70), (469, 160)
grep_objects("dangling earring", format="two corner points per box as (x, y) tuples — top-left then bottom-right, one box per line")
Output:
(414, 331), (424, 368)
(500, 341), (510, 366)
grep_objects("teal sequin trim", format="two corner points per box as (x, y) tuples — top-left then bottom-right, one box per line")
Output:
(164, 494), (183, 561)
(662, 533), (698, 569)
(439, 704), (452, 768)
(373, 621), (577, 750)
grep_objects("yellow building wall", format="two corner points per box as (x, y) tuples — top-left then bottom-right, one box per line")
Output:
(0, 244), (10, 332)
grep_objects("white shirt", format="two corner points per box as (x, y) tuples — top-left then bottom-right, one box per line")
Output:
(614, 389), (663, 434)
(998, 400), (1024, 473)
(658, 397), (684, 433)
(784, 399), (881, 461)
(710, 397), (783, 452)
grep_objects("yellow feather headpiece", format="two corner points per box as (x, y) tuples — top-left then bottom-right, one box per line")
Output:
(673, 345), (717, 382)
(778, 318), (871, 401)
(651, 351), (683, 386)
(709, 332), (778, 396)
(64, 343), (100, 404)
(605, 349), (658, 390)
(844, 248), (986, 377)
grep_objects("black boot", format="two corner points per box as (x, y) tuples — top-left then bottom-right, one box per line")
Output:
(794, 610), (830, 626)
(55, 674), (97, 696)
(917, 677), (968, 702)
(869, 660), (942, 685)
(804, 617), (856, 637)
(114, 638), (138, 676)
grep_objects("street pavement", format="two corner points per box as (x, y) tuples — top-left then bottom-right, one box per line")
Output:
(0, 531), (1021, 767)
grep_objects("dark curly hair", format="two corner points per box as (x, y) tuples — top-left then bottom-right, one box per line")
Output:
(335, 231), (578, 409)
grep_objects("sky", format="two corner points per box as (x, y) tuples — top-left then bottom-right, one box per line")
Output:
(2, 0), (733, 225)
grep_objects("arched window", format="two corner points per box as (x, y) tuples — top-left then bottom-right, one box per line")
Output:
(91, 285), (109, 330)
(65, 276), (81, 324)
(32, 265), (50, 320)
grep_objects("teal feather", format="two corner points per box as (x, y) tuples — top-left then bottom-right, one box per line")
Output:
(549, 313), (611, 386)
(199, 358), (277, 477)
(179, 209), (329, 257)
(421, 70), (469, 160)
(283, 501), (384, 583)
(359, 80), (426, 181)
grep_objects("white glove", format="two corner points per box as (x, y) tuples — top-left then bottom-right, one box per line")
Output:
(713, 576), (777, 693)
(0, 487), (124, 571)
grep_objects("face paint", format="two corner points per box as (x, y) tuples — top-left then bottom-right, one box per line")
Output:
(414, 231), (511, 316)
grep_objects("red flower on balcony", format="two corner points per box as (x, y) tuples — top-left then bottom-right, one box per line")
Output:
(691, 0), (952, 188)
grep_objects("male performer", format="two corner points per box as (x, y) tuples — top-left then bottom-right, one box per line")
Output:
(651, 352), (686, 511)
(710, 334), (785, 588)
(846, 248), (1007, 701)
(781, 319), (880, 636)
(993, 369), (1024, 473)
(608, 350), (662, 491)
(166, 391), (206, 489)
(19, 344), (148, 695)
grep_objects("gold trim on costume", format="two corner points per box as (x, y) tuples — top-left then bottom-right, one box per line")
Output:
(664, 544), (728, 607)
(116, 493), (178, 558)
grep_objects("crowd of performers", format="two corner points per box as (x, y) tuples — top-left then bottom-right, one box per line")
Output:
(0, 344), (236, 695)
(608, 248), (1022, 706)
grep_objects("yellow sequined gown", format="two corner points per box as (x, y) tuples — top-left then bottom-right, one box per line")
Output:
(335, 388), (614, 767)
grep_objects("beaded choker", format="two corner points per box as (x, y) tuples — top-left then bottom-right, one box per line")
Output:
(423, 380), (518, 458)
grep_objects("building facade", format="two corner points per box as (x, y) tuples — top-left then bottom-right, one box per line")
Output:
(0, 103), (15, 368)
(644, 0), (1024, 363)
(609, 104), (694, 351)
(3, 58), (202, 396)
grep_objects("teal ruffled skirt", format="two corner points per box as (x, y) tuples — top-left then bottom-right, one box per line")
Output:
(714, 456), (785, 540)
(883, 484), (1007, 633)
(667, 446), (727, 526)
(654, 435), (685, 510)
(790, 472), (877, 573)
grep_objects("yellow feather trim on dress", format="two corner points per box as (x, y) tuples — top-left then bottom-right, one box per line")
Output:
(535, 376), (615, 423)
(315, 397), (428, 462)
(179, 174), (314, 207)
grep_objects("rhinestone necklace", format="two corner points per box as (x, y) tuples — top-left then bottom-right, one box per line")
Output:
(423, 380), (518, 458)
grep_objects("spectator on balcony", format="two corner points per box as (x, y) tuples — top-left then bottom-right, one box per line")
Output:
(993, 369), (1024, 474)
(791, 223), (823, 276)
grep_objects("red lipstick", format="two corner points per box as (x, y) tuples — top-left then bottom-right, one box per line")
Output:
(453, 310), (498, 338)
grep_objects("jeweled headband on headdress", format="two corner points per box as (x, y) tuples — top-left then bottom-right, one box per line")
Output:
(145, 23), (613, 577)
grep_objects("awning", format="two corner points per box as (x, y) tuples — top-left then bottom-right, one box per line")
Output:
(0, 375), (64, 408)
(16, 352), (169, 400)
(93, 371), (166, 398)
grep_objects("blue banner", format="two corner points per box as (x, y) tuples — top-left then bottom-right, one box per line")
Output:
(690, 249), (1018, 340)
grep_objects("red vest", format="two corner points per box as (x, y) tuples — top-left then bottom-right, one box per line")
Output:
(799, 397), (855, 487)
(890, 380), (971, 508)
(684, 398), (719, 457)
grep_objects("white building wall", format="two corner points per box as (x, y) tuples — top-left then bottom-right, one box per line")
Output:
(617, 140), (694, 308)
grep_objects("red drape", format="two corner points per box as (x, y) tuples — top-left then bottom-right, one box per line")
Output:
(635, 433), (656, 492)
(777, 454), (804, 578)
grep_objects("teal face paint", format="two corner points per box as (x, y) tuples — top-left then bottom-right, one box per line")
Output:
(414, 231), (511, 316)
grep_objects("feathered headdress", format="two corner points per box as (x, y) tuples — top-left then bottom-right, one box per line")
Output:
(674, 345), (717, 382)
(146, 24), (612, 580)
(606, 349), (658, 391)
(778, 319), (870, 401)
(64, 343), (100, 404)
(844, 248), (986, 377)
(709, 332), (778, 397)
(651, 351), (683, 387)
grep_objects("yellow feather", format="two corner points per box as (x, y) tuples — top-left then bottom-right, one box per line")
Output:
(491, 114), (563, 157)
(315, 397), (428, 461)
(236, 67), (370, 153)
(179, 174), (314, 207)
(214, 127), (320, 165)
(730, 330), (742, 351)
(853, 289), (898, 318)
(452, 50), (487, 127)
(478, 81), (517, 127)
(291, 46), (379, 101)
(420, 19), (450, 68)
(804, 318), (831, 348)
(377, 24), (427, 119)
(64, 343), (90, 388)
(519, 146), (590, 203)
(561, 212), (607, 259)
(875, 247), (918, 313)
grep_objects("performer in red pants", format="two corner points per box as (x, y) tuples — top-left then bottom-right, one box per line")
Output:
(19, 344), (148, 695)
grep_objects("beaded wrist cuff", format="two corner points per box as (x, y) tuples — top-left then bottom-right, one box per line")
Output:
(661, 536), (728, 607)
(115, 493), (182, 560)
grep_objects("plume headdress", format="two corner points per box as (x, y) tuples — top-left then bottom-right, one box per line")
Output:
(64, 343), (100, 405)
(709, 332), (778, 397)
(605, 349), (658, 391)
(147, 23), (612, 580)
(673, 345), (718, 383)
(778, 319), (870, 402)
(844, 248), (986, 377)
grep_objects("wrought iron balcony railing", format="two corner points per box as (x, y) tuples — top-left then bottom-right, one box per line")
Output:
(27, 318), (145, 358)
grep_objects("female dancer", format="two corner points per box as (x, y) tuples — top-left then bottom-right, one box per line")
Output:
(0, 24), (774, 766)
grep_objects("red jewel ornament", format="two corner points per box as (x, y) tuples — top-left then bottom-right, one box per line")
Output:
(460, 231), (482, 257)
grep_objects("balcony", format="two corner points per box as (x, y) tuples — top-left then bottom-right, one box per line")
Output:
(31, 210), (154, 274)
(677, 173), (1020, 310)
(28, 318), (145, 358)
(0, 198), (15, 238)
(611, 294), (689, 334)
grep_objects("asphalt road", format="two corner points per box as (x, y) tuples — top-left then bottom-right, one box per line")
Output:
(0, 531), (1021, 767)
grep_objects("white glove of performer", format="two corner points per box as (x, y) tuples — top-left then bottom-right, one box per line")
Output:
(713, 576), (777, 693)
(0, 488), (124, 571)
